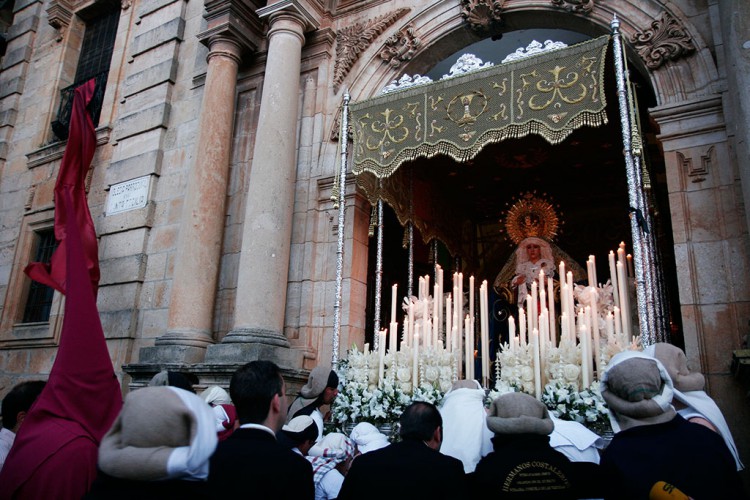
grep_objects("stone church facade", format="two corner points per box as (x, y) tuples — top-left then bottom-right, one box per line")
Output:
(0, 0), (748, 472)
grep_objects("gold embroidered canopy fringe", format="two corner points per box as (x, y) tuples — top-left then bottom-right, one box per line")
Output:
(350, 35), (610, 179)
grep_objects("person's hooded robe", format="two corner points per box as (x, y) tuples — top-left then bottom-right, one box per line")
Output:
(0, 80), (122, 499)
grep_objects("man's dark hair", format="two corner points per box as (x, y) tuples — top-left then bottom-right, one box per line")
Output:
(399, 401), (442, 441)
(2, 380), (46, 430)
(230, 361), (284, 424)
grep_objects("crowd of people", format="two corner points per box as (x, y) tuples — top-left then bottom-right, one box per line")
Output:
(0, 343), (746, 499)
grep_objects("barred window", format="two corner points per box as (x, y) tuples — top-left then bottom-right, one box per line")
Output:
(51, 4), (119, 141)
(22, 229), (58, 323)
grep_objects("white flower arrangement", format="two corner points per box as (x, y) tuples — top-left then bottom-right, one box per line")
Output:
(331, 345), (455, 428)
(541, 381), (611, 435)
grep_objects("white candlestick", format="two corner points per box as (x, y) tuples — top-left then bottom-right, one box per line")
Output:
(526, 295), (534, 343)
(418, 277), (425, 300)
(446, 297), (452, 351)
(469, 275), (475, 336)
(378, 330), (386, 384)
(547, 276), (556, 348)
(480, 282), (490, 387)
(413, 325), (420, 388)
(539, 310), (548, 387)
(530, 280), (538, 334)
(616, 261), (631, 340)
(424, 274), (430, 302)
(589, 287), (601, 380)
(605, 312), (614, 340)
(407, 303), (414, 348)
(433, 283), (439, 347)
(614, 305), (623, 338)
(580, 323), (590, 389)
(566, 272), (575, 339)
(508, 315), (516, 348)
(391, 284), (398, 324)
(627, 254), (634, 278)
(561, 311), (568, 343)
(465, 314), (473, 380)
(519, 307), (527, 346)
(390, 321), (398, 353)
(437, 266), (444, 331)
(609, 250), (620, 309)
(532, 328), (542, 399)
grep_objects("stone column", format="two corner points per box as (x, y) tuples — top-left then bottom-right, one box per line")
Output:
(142, 0), (265, 363)
(207, 1), (317, 366)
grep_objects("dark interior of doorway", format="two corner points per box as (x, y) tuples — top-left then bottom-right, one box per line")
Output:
(363, 35), (683, 352)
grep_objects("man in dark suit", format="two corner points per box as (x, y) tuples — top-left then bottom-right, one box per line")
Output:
(208, 361), (314, 499)
(337, 402), (465, 500)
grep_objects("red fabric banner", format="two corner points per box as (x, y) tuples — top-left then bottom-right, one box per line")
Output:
(0, 188), (122, 499)
(24, 78), (100, 297)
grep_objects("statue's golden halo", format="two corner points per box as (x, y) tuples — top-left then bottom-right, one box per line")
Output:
(502, 192), (561, 245)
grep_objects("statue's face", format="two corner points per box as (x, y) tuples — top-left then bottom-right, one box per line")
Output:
(526, 243), (541, 262)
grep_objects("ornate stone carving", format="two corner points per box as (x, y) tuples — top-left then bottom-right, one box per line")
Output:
(677, 147), (712, 183)
(47, 0), (73, 41)
(329, 110), (353, 142)
(461, 0), (505, 33)
(333, 8), (409, 93)
(501, 40), (568, 63)
(550, 0), (594, 14)
(630, 11), (695, 70)
(379, 24), (421, 69)
(121, 0), (132, 9)
(441, 54), (493, 80)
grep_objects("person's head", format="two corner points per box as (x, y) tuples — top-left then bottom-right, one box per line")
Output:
(486, 392), (554, 436)
(230, 360), (286, 430)
(516, 237), (553, 265)
(299, 366), (339, 408)
(201, 385), (232, 406)
(399, 401), (443, 450)
(600, 350), (675, 431)
(148, 370), (196, 393)
(1, 380), (46, 433)
(350, 422), (390, 454)
(98, 386), (218, 481)
(281, 415), (319, 455)
(308, 433), (356, 476)
(644, 343), (705, 393)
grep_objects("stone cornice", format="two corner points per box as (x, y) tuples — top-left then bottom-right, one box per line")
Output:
(199, 0), (264, 54)
(257, 0), (320, 32)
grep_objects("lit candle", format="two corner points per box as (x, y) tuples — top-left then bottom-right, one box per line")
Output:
(616, 261), (630, 340)
(558, 261), (566, 282)
(580, 323), (590, 389)
(560, 283), (568, 339)
(605, 312), (614, 340)
(530, 280), (538, 334)
(547, 276), (556, 348)
(627, 254), (634, 278)
(437, 266), (444, 330)
(566, 272), (575, 339)
(390, 321), (398, 353)
(508, 315), (516, 348)
(413, 325), (420, 389)
(391, 284), (398, 324)
(433, 283), (439, 347)
(589, 287), (601, 380)
(532, 328), (542, 399)
(519, 307), (527, 346)
(539, 279), (547, 317)
(469, 275), (475, 336)
(480, 281), (490, 387)
(446, 297), (452, 351)
(378, 330), (386, 384)
(465, 314), (473, 381)
(418, 276), (425, 301)
(608, 250), (620, 309)
(526, 295), (534, 344)
(613, 305), (623, 339)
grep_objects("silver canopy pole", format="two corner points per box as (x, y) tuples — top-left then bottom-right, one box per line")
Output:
(332, 92), (350, 368)
(611, 16), (656, 344)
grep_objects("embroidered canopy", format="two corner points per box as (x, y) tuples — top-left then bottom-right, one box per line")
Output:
(350, 35), (610, 179)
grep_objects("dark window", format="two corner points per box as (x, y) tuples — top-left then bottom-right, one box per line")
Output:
(51, 5), (119, 141)
(22, 229), (58, 323)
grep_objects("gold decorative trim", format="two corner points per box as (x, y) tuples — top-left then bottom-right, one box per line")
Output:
(501, 191), (560, 245)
